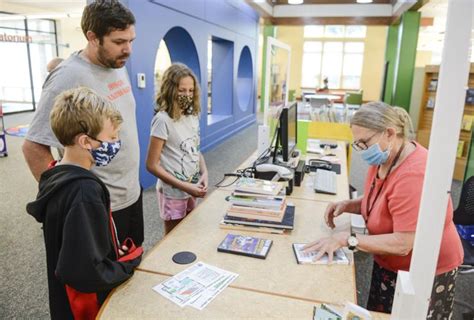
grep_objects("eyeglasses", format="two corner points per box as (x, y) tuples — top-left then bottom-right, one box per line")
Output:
(351, 131), (380, 151)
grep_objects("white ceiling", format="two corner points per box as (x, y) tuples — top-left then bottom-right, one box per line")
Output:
(417, 0), (474, 63)
(2, 0), (471, 63)
(417, 0), (448, 54)
(2, 0), (85, 15)
(250, 0), (416, 20)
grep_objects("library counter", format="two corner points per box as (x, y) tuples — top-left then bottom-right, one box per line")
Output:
(98, 141), (388, 319)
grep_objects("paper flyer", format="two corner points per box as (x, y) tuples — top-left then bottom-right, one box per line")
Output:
(153, 261), (238, 310)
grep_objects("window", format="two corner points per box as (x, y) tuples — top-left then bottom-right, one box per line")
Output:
(302, 25), (366, 90)
(0, 14), (57, 113)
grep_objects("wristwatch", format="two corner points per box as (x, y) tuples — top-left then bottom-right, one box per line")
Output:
(347, 233), (359, 251)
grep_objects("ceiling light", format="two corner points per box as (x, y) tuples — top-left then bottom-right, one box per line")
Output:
(288, 0), (304, 4)
(356, 0), (373, 3)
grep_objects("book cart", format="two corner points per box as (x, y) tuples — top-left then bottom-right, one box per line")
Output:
(0, 102), (7, 157)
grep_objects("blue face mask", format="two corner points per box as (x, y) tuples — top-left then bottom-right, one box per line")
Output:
(360, 143), (390, 166)
(90, 140), (121, 167)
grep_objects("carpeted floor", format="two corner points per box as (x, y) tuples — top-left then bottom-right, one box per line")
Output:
(1, 111), (472, 319)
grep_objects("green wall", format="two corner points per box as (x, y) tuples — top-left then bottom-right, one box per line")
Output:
(465, 131), (474, 181)
(384, 12), (421, 111)
(383, 25), (399, 104)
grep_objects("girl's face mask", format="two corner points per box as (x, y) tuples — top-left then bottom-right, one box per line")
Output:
(177, 94), (194, 115)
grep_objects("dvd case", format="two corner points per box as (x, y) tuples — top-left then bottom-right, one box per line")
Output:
(217, 234), (273, 259)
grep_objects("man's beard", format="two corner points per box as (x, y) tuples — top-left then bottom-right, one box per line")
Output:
(97, 46), (129, 69)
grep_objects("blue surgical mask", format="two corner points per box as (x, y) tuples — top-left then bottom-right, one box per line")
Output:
(90, 140), (121, 167)
(360, 143), (390, 166)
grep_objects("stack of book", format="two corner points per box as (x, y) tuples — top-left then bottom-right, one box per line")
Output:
(233, 177), (284, 196)
(219, 178), (295, 234)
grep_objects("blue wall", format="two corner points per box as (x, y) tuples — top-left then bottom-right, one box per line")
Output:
(124, 0), (259, 188)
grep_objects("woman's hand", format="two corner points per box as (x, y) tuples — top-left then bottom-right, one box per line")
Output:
(302, 232), (349, 263)
(183, 182), (207, 198)
(324, 200), (350, 229)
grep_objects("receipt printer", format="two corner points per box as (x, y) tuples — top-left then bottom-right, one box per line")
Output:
(254, 163), (294, 195)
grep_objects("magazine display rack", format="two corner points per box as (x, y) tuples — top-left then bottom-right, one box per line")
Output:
(0, 102), (7, 157)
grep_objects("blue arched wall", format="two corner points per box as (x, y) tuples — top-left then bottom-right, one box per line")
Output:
(123, 0), (259, 188)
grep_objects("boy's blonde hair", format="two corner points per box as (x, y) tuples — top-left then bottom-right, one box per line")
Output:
(155, 63), (201, 120)
(50, 87), (123, 146)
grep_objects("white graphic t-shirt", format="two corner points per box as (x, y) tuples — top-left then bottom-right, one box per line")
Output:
(150, 111), (200, 199)
(26, 51), (140, 211)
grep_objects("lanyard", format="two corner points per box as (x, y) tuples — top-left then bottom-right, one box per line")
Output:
(365, 142), (406, 220)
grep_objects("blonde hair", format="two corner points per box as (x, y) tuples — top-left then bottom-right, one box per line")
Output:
(350, 101), (415, 140)
(47, 57), (64, 72)
(155, 63), (201, 120)
(50, 87), (123, 146)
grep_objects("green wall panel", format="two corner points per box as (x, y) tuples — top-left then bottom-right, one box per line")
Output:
(392, 12), (421, 111)
(383, 25), (399, 104)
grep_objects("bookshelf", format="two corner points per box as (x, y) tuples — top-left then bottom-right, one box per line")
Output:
(417, 64), (474, 181)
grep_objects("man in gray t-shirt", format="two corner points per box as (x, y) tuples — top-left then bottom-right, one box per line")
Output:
(23, 1), (143, 246)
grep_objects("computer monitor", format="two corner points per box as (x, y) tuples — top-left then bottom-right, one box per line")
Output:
(276, 101), (298, 162)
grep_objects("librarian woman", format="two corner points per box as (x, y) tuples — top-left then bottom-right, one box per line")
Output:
(303, 102), (463, 318)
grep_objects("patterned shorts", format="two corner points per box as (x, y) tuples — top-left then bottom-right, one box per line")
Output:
(367, 261), (458, 319)
(157, 190), (196, 221)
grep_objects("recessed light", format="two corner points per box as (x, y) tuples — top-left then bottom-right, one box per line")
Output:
(356, 0), (373, 3)
(288, 0), (304, 4)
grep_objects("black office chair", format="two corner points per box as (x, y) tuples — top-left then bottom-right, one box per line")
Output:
(453, 176), (474, 225)
(453, 176), (474, 273)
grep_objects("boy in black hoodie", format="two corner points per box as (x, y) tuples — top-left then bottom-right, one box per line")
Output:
(27, 87), (143, 319)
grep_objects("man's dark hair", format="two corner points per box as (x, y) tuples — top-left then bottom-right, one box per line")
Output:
(81, 0), (135, 43)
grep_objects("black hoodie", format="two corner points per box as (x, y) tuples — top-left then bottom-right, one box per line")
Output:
(27, 164), (142, 320)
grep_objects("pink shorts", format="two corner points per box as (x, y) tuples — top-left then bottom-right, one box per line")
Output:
(157, 190), (197, 221)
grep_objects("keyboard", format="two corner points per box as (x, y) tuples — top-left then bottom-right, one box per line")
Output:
(313, 169), (337, 195)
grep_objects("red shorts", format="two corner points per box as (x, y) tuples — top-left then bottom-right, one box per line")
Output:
(157, 190), (196, 221)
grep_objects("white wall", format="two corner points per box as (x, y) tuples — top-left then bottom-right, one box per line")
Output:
(56, 17), (86, 58)
(0, 2), (86, 59)
(0, 3), (43, 13)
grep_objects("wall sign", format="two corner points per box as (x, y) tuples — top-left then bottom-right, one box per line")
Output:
(0, 33), (32, 43)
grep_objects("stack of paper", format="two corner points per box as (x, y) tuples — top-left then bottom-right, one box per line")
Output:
(153, 262), (238, 310)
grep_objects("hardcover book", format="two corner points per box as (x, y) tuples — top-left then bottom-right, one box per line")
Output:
(457, 140), (465, 158)
(219, 222), (286, 234)
(428, 78), (438, 92)
(217, 233), (273, 259)
(426, 96), (435, 109)
(466, 88), (474, 105)
(234, 178), (283, 196)
(462, 115), (474, 131)
(223, 205), (295, 230)
(292, 243), (349, 265)
(226, 194), (286, 209)
(226, 201), (287, 222)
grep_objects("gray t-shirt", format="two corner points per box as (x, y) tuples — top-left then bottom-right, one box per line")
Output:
(150, 111), (200, 199)
(26, 52), (140, 211)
